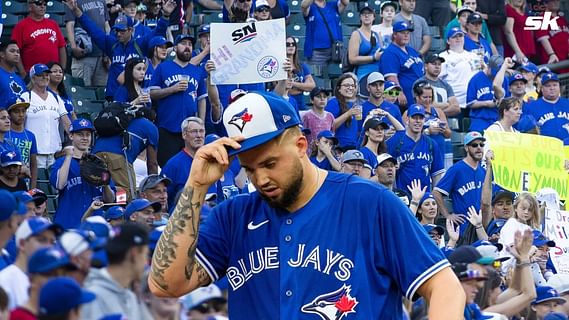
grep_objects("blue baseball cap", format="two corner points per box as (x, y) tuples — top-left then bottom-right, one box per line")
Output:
(393, 21), (414, 32)
(198, 24), (210, 36)
(15, 217), (63, 243)
(4, 96), (29, 111)
(418, 192), (435, 207)
(509, 72), (528, 85)
(124, 199), (161, 220)
(384, 81), (401, 92)
(1, 150), (22, 167)
(545, 313), (569, 320)
(423, 223), (444, 235)
(533, 230), (556, 247)
(205, 133), (221, 145)
(28, 246), (72, 274)
(407, 104), (426, 117)
(112, 15), (135, 31)
(486, 218), (506, 236)
(0, 190), (18, 222)
(520, 62), (539, 74)
(29, 64), (51, 77)
(70, 118), (95, 133)
(222, 92), (301, 156)
(175, 34), (195, 45)
(104, 206), (126, 221)
(533, 286), (567, 305)
(80, 217), (112, 239)
(316, 130), (338, 145)
(148, 36), (173, 49)
(463, 131), (486, 146)
(13, 191), (33, 215)
(446, 27), (465, 39)
(541, 72), (559, 85)
(59, 229), (106, 256)
(149, 225), (165, 251)
(39, 277), (96, 315)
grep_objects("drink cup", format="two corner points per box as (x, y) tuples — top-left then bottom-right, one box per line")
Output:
(354, 105), (363, 120)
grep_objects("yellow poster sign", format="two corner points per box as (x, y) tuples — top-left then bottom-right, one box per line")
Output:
(484, 131), (569, 200)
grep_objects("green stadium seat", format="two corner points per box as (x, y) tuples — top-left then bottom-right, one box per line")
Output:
(3, 1), (28, 15)
(44, 13), (65, 27)
(450, 131), (464, 145)
(70, 86), (96, 101)
(203, 12), (223, 24)
(327, 63), (343, 79)
(286, 23), (305, 37)
(47, 196), (57, 215)
(75, 100), (103, 120)
(95, 87), (107, 101)
(1, 13), (20, 27)
(342, 11), (360, 26)
(289, 0), (301, 13)
(46, 0), (65, 14)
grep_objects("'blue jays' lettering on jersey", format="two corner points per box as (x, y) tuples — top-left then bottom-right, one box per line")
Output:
(525, 97), (569, 141)
(467, 71), (497, 132)
(150, 61), (207, 132)
(434, 160), (485, 216)
(196, 173), (449, 320)
(380, 44), (424, 105)
(50, 157), (115, 229)
(387, 132), (444, 191)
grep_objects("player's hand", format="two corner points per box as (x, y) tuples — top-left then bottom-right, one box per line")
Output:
(89, 199), (104, 211)
(161, 0), (177, 15)
(466, 206), (483, 229)
(446, 219), (459, 243)
(205, 60), (216, 74)
(188, 137), (244, 189)
(446, 213), (467, 225)
(407, 179), (426, 203)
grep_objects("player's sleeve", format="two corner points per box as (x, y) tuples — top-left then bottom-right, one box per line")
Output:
(433, 164), (456, 196)
(196, 198), (236, 281)
(379, 49), (400, 78)
(374, 188), (450, 300)
(430, 139), (445, 178)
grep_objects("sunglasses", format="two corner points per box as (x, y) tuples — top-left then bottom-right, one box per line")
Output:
(468, 142), (485, 148)
(286, 42), (296, 47)
(384, 90), (400, 97)
(30, 1), (47, 5)
(256, 7), (270, 12)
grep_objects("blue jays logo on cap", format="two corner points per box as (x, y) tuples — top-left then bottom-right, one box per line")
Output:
(70, 118), (95, 133)
(541, 72), (559, 84)
(223, 92), (300, 156)
(301, 284), (358, 319)
(228, 108), (254, 132)
(393, 21), (414, 32)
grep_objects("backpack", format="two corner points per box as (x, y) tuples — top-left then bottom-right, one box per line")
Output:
(93, 102), (150, 137)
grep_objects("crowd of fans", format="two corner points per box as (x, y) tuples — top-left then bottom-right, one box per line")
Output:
(0, 0), (567, 318)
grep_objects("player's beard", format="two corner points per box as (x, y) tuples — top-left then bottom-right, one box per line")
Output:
(258, 158), (304, 210)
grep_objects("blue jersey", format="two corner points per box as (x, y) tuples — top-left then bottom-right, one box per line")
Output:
(78, 14), (168, 99)
(525, 97), (569, 141)
(303, 1), (342, 58)
(359, 146), (378, 170)
(50, 157), (114, 229)
(466, 71), (497, 132)
(325, 98), (359, 148)
(380, 44), (424, 105)
(0, 68), (26, 103)
(92, 118), (159, 163)
(290, 63), (312, 110)
(144, 61), (155, 87)
(0, 138), (19, 155)
(196, 172), (449, 319)
(361, 100), (403, 127)
(434, 160), (485, 216)
(309, 156), (335, 171)
(423, 108), (445, 162)
(387, 131), (444, 191)
(149, 60), (207, 132)
(6, 129), (37, 165)
(464, 36), (492, 63)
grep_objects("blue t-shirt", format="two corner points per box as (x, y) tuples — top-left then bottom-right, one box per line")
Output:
(466, 71), (497, 132)
(434, 160), (485, 222)
(525, 97), (569, 141)
(358, 146), (378, 170)
(380, 44), (424, 105)
(325, 98), (358, 148)
(0, 68), (26, 104)
(92, 118), (159, 163)
(304, 1), (342, 58)
(149, 60), (207, 132)
(361, 100), (403, 127)
(6, 129), (37, 165)
(387, 131), (445, 191)
(309, 156), (335, 171)
(50, 157), (114, 229)
(290, 63), (312, 110)
(196, 172), (449, 319)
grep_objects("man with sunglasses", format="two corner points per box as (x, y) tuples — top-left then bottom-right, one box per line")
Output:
(63, 0), (177, 100)
(434, 131), (487, 229)
(64, 0), (109, 87)
(254, 0), (272, 20)
(11, 0), (67, 76)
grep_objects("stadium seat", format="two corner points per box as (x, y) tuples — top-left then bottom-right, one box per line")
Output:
(44, 13), (65, 27)
(1, 13), (20, 28)
(289, 0), (301, 13)
(430, 38), (445, 54)
(203, 12), (223, 24)
(70, 86), (96, 101)
(342, 11), (360, 26)
(3, 1), (28, 15)
(288, 13), (305, 28)
(46, 0), (65, 14)
(286, 23), (305, 37)
(47, 196), (57, 215)
(447, 118), (459, 130)
(95, 87), (107, 101)
(75, 100), (103, 120)
(429, 26), (441, 38)
(450, 131), (465, 145)
(327, 63), (343, 79)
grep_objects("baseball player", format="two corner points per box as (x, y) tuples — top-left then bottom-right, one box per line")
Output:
(148, 92), (465, 319)
(50, 119), (115, 229)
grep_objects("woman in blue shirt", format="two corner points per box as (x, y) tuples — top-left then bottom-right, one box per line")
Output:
(47, 62), (76, 122)
(348, 6), (382, 84)
(114, 57), (151, 107)
(286, 36), (316, 110)
(325, 73), (360, 149)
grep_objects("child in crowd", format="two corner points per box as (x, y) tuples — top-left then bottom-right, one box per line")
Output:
(309, 130), (341, 171)
(514, 192), (542, 230)
(301, 87), (335, 153)
(383, 81), (401, 105)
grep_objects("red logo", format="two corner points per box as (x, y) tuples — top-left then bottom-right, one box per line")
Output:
(301, 284), (358, 320)
(228, 108), (253, 132)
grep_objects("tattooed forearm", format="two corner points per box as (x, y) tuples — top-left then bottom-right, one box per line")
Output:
(150, 185), (204, 295)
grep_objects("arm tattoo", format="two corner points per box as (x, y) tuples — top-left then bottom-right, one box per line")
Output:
(150, 186), (203, 292)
